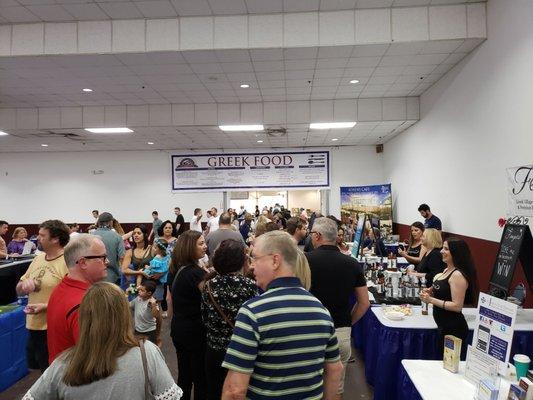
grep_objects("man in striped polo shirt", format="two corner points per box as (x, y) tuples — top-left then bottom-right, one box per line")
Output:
(221, 231), (343, 400)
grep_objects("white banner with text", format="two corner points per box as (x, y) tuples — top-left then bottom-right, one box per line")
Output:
(171, 151), (330, 191)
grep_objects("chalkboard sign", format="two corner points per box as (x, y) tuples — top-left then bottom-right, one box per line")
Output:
(489, 224), (533, 293)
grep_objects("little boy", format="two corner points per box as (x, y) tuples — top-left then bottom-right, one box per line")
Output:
(129, 280), (161, 345)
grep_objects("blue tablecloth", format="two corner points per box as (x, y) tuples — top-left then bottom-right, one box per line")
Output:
(397, 362), (423, 400)
(0, 305), (28, 392)
(352, 308), (533, 400)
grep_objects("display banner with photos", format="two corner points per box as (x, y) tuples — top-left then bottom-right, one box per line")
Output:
(340, 184), (393, 236)
(171, 151), (329, 191)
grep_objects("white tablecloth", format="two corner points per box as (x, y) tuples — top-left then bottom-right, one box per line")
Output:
(401, 360), (512, 400)
(374, 306), (533, 331)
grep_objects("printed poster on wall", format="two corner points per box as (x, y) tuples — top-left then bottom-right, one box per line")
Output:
(507, 164), (533, 230)
(340, 184), (393, 236)
(471, 292), (518, 375)
(171, 151), (329, 191)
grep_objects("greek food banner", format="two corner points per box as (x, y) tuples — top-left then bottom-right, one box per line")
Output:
(340, 184), (393, 236)
(507, 164), (533, 228)
(171, 151), (329, 191)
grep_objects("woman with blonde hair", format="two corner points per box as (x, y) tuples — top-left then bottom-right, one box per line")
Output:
(7, 226), (35, 255)
(23, 282), (181, 400)
(408, 228), (445, 286)
(294, 249), (311, 290)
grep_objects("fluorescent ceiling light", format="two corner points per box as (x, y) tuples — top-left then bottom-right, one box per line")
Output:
(331, 138), (339, 141)
(41, 144), (48, 147)
(349, 79), (359, 84)
(85, 127), (134, 133)
(82, 88), (93, 92)
(147, 142), (154, 145)
(310, 122), (356, 129)
(257, 140), (264, 143)
(219, 125), (264, 132)
(240, 84), (250, 88)
(0, 130), (9, 136)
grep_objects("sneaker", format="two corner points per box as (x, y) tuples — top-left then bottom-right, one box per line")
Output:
(161, 311), (168, 319)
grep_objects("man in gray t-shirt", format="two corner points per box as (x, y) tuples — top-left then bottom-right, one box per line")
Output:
(205, 212), (245, 256)
(92, 212), (125, 284)
(149, 211), (163, 241)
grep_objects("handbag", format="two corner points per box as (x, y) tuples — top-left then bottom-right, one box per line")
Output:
(139, 339), (155, 400)
(206, 280), (235, 329)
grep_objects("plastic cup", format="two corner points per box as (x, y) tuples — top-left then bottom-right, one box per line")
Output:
(513, 354), (531, 379)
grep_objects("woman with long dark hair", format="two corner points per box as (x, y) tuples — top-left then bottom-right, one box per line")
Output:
(23, 282), (181, 399)
(420, 237), (478, 358)
(169, 230), (208, 400)
(157, 220), (178, 318)
(121, 225), (153, 287)
(200, 239), (258, 400)
(398, 221), (427, 265)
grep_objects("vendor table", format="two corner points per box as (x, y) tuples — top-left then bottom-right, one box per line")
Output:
(0, 258), (33, 305)
(398, 360), (512, 400)
(0, 305), (28, 392)
(352, 306), (533, 400)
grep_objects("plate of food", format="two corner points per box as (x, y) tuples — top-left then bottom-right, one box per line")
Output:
(384, 310), (405, 320)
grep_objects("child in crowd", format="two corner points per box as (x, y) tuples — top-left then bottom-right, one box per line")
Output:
(129, 280), (160, 346)
(137, 238), (170, 303)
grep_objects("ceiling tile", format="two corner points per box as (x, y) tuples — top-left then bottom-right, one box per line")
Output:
(135, 1), (177, 18)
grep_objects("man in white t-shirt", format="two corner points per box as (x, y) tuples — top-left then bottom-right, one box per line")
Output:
(206, 207), (219, 235)
(190, 208), (203, 232)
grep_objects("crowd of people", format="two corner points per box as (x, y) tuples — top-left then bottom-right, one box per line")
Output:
(0, 200), (478, 400)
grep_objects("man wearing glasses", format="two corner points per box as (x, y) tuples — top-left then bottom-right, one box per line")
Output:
(222, 231), (343, 400)
(16, 220), (70, 372)
(305, 217), (370, 400)
(91, 212), (125, 284)
(46, 234), (108, 363)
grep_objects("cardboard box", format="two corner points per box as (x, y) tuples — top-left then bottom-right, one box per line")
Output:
(443, 335), (462, 373)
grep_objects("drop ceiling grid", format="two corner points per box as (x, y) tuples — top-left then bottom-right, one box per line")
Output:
(0, 40), (479, 108)
(0, 0), (486, 24)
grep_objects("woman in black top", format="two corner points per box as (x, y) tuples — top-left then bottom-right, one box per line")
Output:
(201, 239), (258, 400)
(398, 221), (427, 265)
(170, 230), (208, 400)
(409, 228), (445, 286)
(420, 237), (477, 359)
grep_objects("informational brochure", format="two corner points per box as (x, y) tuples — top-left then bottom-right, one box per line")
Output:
(465, 345), (500, 385)
(472, 293), (518, 375)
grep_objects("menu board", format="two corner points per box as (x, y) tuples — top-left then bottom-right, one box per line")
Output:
(489, 224), (533, 292)
(171, 151), (330, 191)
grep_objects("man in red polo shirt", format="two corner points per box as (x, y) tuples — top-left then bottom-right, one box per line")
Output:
(46, 234), (108, 362)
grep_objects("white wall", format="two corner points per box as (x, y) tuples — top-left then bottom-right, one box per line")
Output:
(384, 0), (533, 242)
(0, 146), (384, 224)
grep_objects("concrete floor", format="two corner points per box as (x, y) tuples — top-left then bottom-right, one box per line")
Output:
(1, 318), (374, 399)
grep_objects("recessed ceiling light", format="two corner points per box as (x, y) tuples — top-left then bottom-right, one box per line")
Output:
(331, 138), (339, 141)
(219, 125), (264, 132)
(257, 140), (263, 143)
(85, 127), (134, 133)
(240, 84), (250, 88)
(41, 144), (48, 147)
(0, 130), (9, 136)
(82, 88), (93, 92)
(147, 142), (154, 145)
(310, 122), (357, 129)
(349, 79), (359, 84)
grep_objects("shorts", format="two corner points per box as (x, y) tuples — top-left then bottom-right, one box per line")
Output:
(153, 284), (164, 301)
(335, 327), (352, 394)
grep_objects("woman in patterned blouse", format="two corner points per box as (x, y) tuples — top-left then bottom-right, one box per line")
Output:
(200, 239), (258, 400)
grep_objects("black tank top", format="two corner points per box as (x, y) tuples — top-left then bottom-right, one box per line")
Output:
(131, 246), (153, 270)
(432, 269), (466, 327)
(407, 244), (421, 258)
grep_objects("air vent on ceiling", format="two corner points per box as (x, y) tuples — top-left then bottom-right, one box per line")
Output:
(266, 127), (287, 137)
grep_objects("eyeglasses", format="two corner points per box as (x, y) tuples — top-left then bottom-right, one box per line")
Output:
(249, 253), (273, 263)
(76, 255), (108, 263)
